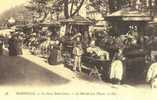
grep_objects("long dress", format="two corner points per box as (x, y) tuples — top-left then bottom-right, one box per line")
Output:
(48, 43), (62, 65)
(110, 60), (123, 81)
(8, 37), (17, 56)
(0, 39), (3, 55)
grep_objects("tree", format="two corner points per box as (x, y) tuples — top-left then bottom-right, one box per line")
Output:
(25, 0), (50, 23)
(64, 0), (85, 18)
(89, 0), (109, 17)
(26, 0), (85, 22)
(90, 0), (130, 14)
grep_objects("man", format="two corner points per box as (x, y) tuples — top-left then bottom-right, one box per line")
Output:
(73, 36), (83, 72)
(146, 56), (157, 88)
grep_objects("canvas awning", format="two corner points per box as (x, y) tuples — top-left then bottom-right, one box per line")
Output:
(39, 21), (60, 27)
(106, 8), (152, 22)
(60, 15), (92, 25)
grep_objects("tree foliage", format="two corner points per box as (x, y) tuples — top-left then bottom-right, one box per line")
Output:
(26, 0), (85, 21)
(63, 0), (85, 18)
(89, 0), (130, 15)
(89, 0), (108, 17)
(25, 0), (50, 23)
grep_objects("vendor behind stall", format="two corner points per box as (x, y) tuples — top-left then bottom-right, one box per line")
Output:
(87, 40), (110, 61)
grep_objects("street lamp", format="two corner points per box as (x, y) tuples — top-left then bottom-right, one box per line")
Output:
(8, 17), (16, 28)
(8, 17), (15, 24)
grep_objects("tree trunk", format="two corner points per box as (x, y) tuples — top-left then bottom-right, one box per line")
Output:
(108, 0), (115, 13)
(64, 0), (69, 19)
(70, 0), (74, 15)
(149, 0), (153, 16)
(70, 0), (85, 17)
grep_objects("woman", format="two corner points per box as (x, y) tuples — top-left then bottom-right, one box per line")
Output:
(110, 49), (124, 84)
(48, 40), (62, 65)
(0, 36), (4, 55)
(146, 56), (157, 88)
(8, 35), (18, 56)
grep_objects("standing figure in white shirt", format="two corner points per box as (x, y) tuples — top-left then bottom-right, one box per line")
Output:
(73, 37), (83, 72)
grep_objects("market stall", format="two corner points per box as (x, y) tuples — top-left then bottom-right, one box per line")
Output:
(60, 15), (92, 55)
(60, 15), (92, 34)
(105, 8), (153, 81)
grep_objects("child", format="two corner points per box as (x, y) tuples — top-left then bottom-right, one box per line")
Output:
(73, 40), (83, 72)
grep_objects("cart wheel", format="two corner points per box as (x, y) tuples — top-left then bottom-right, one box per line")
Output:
(88, 66), (102, 81)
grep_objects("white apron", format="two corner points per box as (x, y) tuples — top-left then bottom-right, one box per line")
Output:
(110, 60), (123, 81)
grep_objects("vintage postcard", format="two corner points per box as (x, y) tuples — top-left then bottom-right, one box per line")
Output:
(0, 0), (157, 100)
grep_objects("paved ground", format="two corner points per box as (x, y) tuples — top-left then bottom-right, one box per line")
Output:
(0, 49), (156, 99)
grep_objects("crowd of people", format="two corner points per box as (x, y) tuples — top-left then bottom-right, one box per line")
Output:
(8, 32), (23, 56)
(0, 30), (23, 56)
(0, 25), (157, 88)
(62, 26), (157, 87)
(21, 27), (64, 65)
